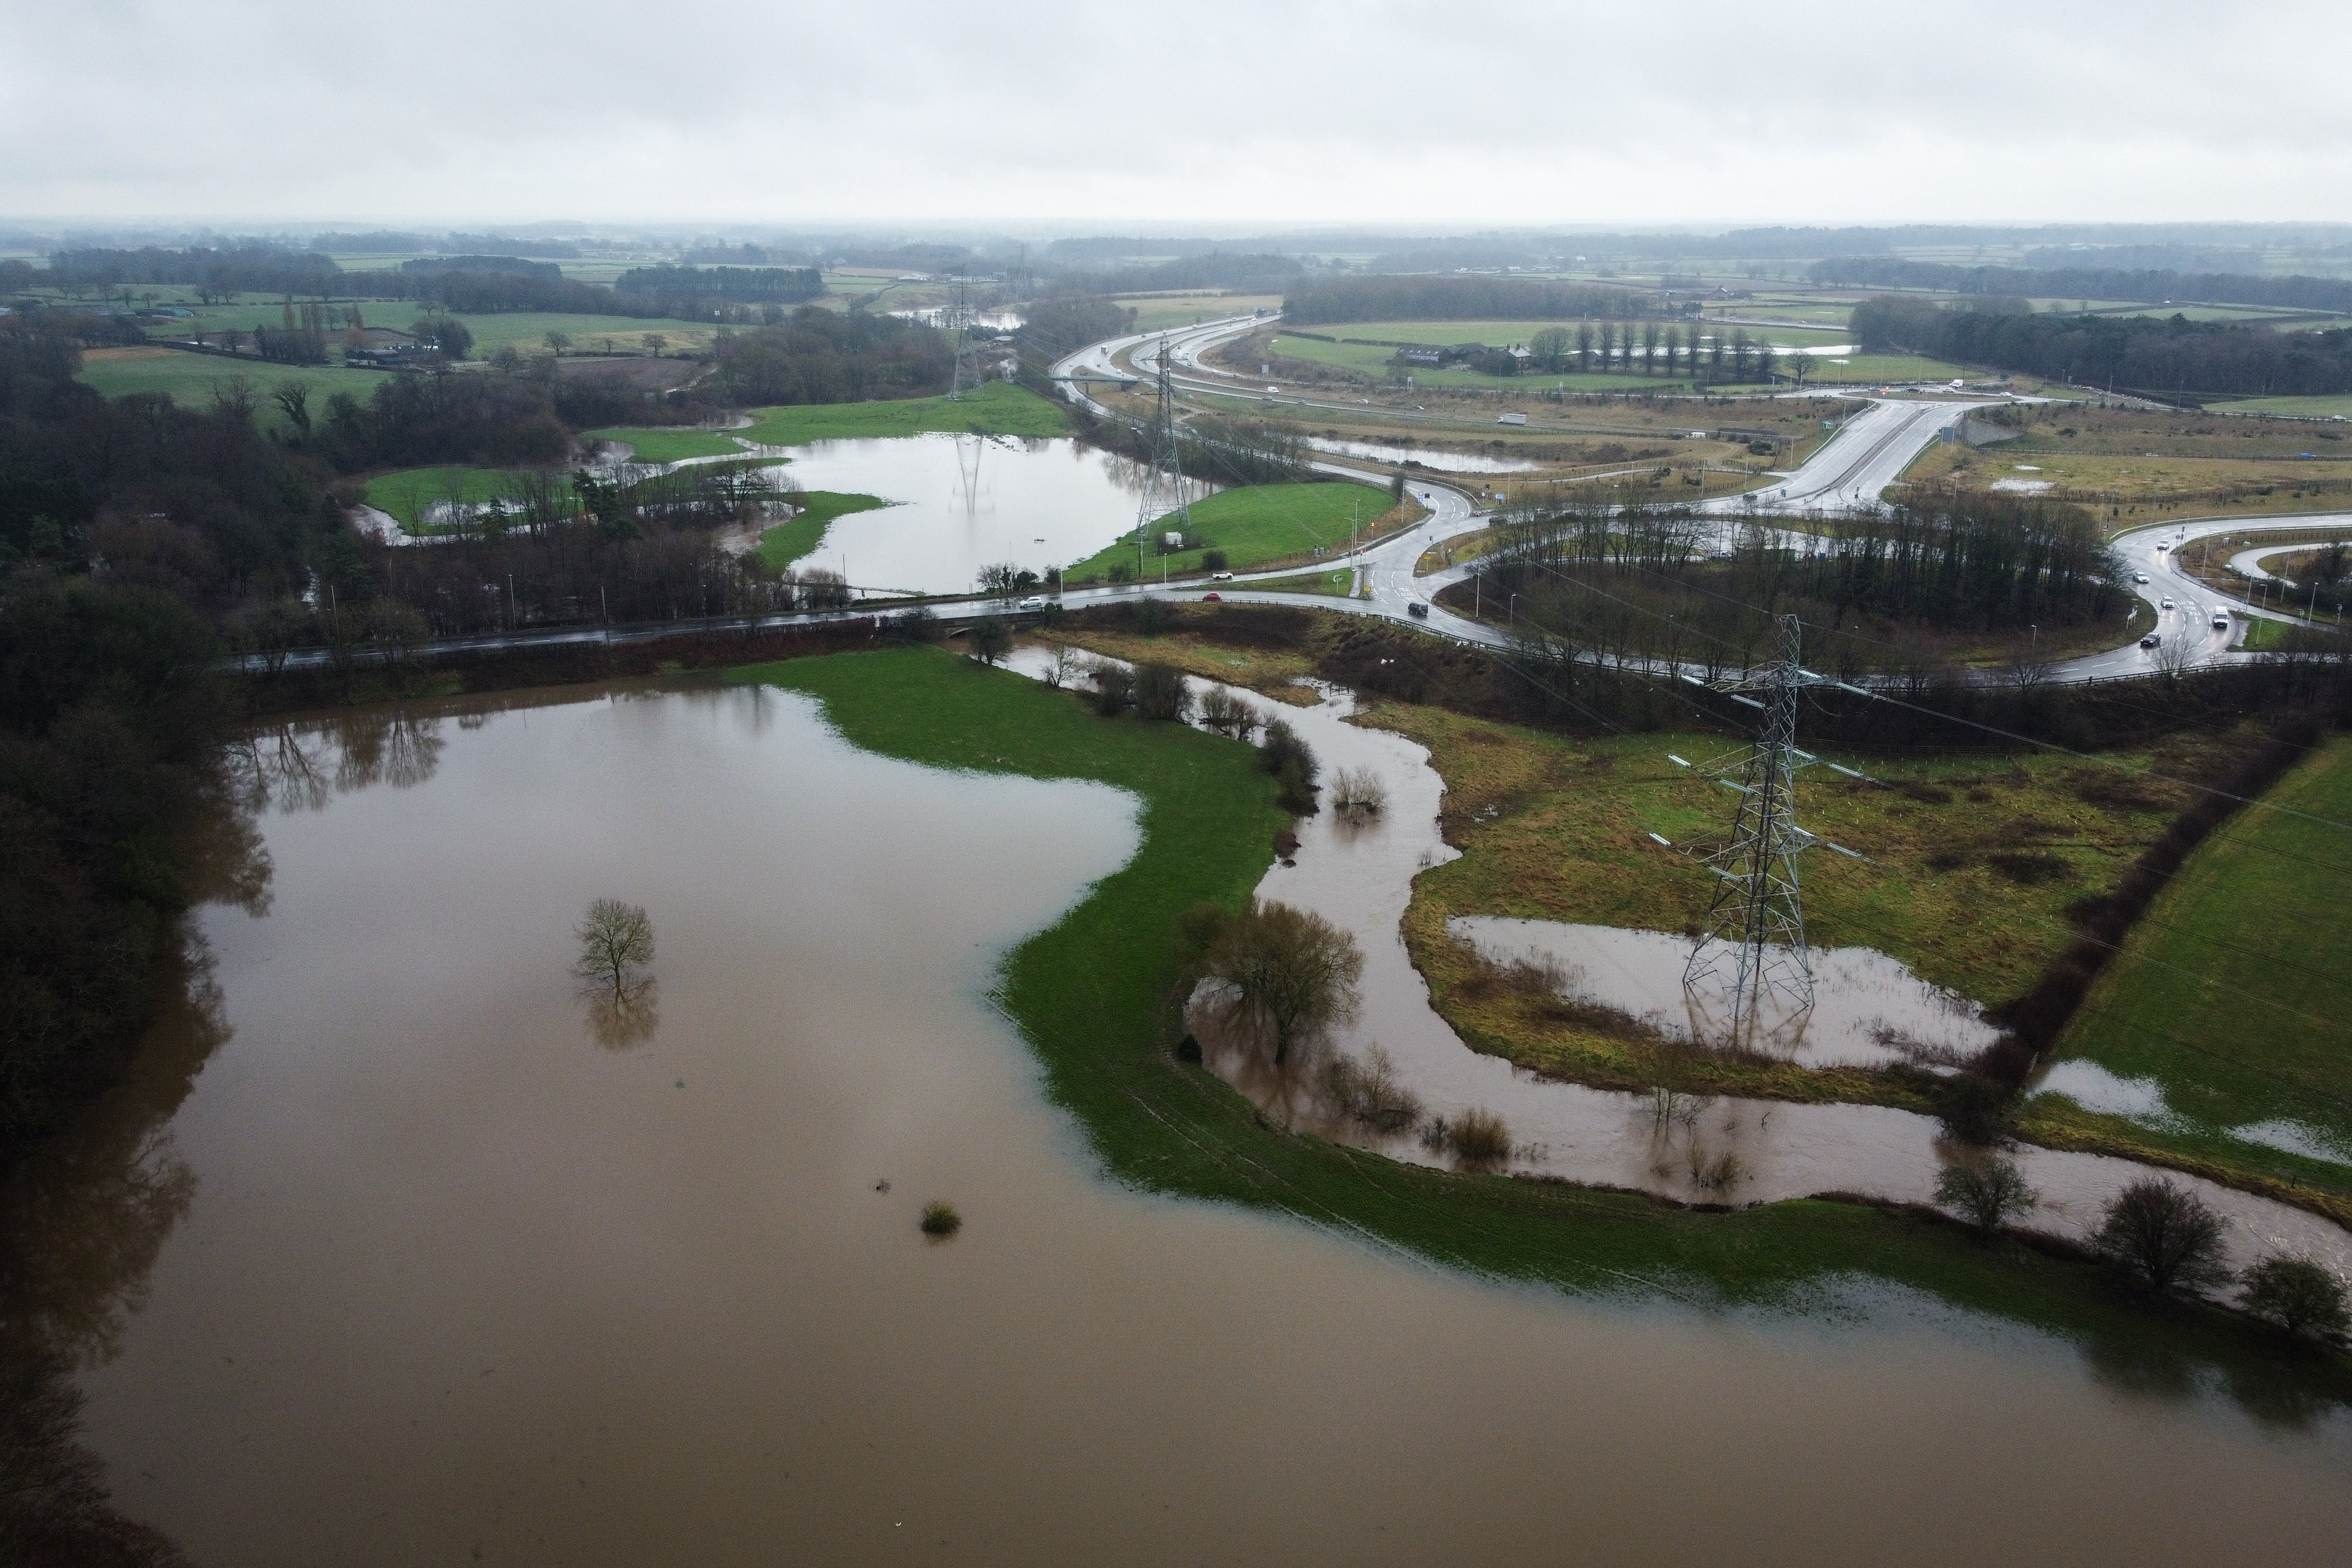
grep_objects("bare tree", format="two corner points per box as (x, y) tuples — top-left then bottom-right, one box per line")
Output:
(270, 380), (311, 435)
(1041, 642), (1079, 690)
(573, 898), (655, 996)
(2239, 1255), (2350, 1342)
(2092, 1178), (2228, 1293)
(1933, 1156), (2038, 1235)
(1197, 899), (1364, 1066)
(1329, 764), (1388, 818)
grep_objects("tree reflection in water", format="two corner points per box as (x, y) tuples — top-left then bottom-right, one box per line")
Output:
(224, 707), (447, 815)
(583, 976), (661, 1050)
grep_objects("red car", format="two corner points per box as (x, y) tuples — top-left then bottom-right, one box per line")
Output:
(1201, 591), (1221, 601)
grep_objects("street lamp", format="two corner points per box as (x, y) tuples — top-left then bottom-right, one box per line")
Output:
(1509, 592), (1519, 627)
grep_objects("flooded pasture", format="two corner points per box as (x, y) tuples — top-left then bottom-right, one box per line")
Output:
(6, 679), (2351, 1566)
(1302, 436), (1541, 473)
(759, 433), (1199, 594)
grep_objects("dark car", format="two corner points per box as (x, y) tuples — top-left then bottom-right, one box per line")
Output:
(1406, 601), (1429, 619)
(2140, 633), (2161, 648)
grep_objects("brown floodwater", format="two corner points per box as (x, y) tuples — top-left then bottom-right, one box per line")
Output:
(9, 680), (2352, 1566)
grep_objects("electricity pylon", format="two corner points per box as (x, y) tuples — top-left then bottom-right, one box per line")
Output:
(1682, 614), (1829, 1044)
(946, 274), (983, 400)
(1132, 336), (1191, 579)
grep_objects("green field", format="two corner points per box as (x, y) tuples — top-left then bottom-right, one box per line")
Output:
(584, 425), (748, 463)
(732, 647), (2349, 1400)
(1065, 481), (1398, 582)
(755, 491), (893, 570)
(2030, 737), (2352, 1208)
(362, 465), (568, 529)
(2211, 394), (2352, 419)
(76, 347), (390, 422)
(735, 380), (1068, 446)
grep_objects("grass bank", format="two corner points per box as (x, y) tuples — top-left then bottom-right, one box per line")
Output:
(1065, 481), (1410, 583)
(2027, 735), (2352, 1214)
(735, 380), (1067, 446)
(755, 491), (893, 570)
(734, 646), (2351, 1404)
(77, 347), (389, 427)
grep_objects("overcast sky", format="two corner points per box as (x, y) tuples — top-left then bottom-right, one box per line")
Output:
(6, 0), (2348, 230)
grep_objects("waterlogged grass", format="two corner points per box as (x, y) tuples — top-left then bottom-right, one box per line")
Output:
(584, 425), (748, 463)
(1065, 482), (1407, 582)
(363, 465), (569, 529)
(734, 646), (2351, 1401)
(1251, 568), (1359, 597)
(756, 491), (893, 570)
(2029, 737), (2352, 1215)
(735, 380), (1067, 446)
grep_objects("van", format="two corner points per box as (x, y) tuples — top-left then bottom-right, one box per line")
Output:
(1406, 601), (1429, 620)
(2213, 612), (2231, 631)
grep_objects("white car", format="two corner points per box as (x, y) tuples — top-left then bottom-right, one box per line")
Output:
(1210, 571), (1234, 581)
(2161, 597), (2176, 611)
(2133, 573), (2150, 584)
(1017, 595), (1049, 610)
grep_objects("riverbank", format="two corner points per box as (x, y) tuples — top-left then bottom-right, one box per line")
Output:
(736, 646), (2352, 1399)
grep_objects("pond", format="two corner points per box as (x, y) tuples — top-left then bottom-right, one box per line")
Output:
(8, 679), (2350, 1566)
(763, 433), (1197, 594)
(1303, 436), (1541, 474)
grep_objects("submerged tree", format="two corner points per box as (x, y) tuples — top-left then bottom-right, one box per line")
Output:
(574, 898), (655, 995)
(1196, 898), (1364, 1066)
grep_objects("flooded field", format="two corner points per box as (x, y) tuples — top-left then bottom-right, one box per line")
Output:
(7, 679), (2351, 1565)
(762, 433), (1197, 594)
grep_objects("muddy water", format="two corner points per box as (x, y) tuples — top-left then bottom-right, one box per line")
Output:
(1302, 436), (1540, 474)
(1077, 661), (2352, 1278)
(1447, 915), (2002, 1071)
(757, 433), (1207, 594)
(12, 682), (2352, 1564)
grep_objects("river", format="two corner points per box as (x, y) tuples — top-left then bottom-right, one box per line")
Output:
(6, 678), (2348, 1565)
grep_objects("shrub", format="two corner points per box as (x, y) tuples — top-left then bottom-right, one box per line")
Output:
(967, 616), (1013, 666)
(1933, 1156), (2038, 1235)
(1201, 548), (1228, 572)
(1198, 686), (1258, 738)
(1107, 560), (1135, 584)
(2240, 1255), (2350, 1342)
(1318, 1046), (1421, 1132)
(1132, 660), (1192, 722)
(1131, 596), (1171, 635)
(1329, 764), (1388, 817)
(1446, 1108), (1512, 1167)
(2092, 1178), (2229, 1294)
(883, 605), (940, 643)
(919, 1201), (963, 1237)
(1195, 898), (1364, 1066)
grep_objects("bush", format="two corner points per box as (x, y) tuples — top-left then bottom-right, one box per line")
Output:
(1318, 1046), (1421, 1132)
(2092, 1178), (2229, 1294)
(1932, 1156), (2038, 1235)
(1131, 596), (1171, 635)
(1329, 764), (1387, 817)
(1107, 560), (1135, 584)
(1201, 548), (1228, 572)
(919, 1201), (962, 1237)
(1446, 1108), (1512, 1167)
(1197, 686), (1258, 739)
(883, 605), (940, 643)
(2240, 1255), (2350, 1342)
(967, 615), (1013, 666)
(1132, 660), (1192, 722)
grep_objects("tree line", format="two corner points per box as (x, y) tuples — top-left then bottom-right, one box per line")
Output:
(1283, 275), (1673, 326)
(1813, 256), (2352, 315)
(9, 247), (828, 324)
(1446, 322), (1782, 382)
(1852, 296), (2352, 400)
